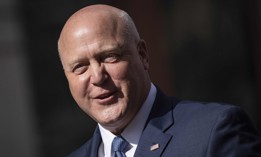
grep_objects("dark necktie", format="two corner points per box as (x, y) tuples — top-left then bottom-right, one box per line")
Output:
(112, 136), (129, 157)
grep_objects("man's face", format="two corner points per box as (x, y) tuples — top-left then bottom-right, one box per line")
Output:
(59, 17), (150, 133)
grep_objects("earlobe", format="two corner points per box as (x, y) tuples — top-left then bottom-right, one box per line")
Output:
(137, 39), (149, 70)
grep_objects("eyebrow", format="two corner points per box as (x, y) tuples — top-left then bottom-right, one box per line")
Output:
(64, 58), (87, 72)
(99, 43), (124, 53)
(66, 45), (124, 68)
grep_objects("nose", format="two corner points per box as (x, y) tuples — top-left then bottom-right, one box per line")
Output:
(89, 62), (107, 85)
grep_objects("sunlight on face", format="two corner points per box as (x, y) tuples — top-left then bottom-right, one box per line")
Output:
(58, 8), (150, 134)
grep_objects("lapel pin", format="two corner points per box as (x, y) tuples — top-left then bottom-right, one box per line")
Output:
(150, 143), (160, 151)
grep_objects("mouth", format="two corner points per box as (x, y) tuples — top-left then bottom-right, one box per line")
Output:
(94, 91), (118, 104)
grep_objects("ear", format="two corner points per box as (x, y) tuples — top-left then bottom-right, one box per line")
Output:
(137, 39), (149, 70)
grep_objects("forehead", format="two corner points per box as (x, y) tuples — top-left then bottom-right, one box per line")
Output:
(60, 16), (126, 50)
(58, 9), (135, 64)
(75, 39), (124, 57)
(61, 36), (124, 61)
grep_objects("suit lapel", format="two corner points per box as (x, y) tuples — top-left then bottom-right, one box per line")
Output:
(134, 89), (179, 157)
(89, 127), (102, 157)
(87, 89), (179, 157)
(134, 124), (173, 157)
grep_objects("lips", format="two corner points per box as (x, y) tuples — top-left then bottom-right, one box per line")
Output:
(96, 92), (114, 99)
(93, 90), (118, 104)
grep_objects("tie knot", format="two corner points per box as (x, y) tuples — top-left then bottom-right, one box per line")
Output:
(112, 136), (129, 153)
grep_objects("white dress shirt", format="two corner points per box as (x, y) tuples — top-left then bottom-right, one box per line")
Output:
(98, 83), (157, 157)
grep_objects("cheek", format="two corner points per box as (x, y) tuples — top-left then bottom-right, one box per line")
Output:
(106, 62), (129, 80)
(67, 75), (88, 100)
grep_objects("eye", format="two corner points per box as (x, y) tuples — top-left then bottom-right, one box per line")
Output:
(101, 53), (121, 63)
(72, 63), (88, 75)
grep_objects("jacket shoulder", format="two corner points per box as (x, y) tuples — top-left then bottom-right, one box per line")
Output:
(167, 100), (261, 156)
(173, 100), (241, 121)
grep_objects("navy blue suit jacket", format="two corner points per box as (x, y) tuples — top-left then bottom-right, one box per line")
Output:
(68, 89), (261, 157)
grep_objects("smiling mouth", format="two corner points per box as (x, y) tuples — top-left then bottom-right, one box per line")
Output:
(97, 92), (114, 99)
(94, 91), (118, 104)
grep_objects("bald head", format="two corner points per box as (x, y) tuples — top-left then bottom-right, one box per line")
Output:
(58, 4), (140, 56)
(57, 4), (150, 133)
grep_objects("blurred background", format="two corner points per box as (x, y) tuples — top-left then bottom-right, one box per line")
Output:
(1, 0), (261, 156)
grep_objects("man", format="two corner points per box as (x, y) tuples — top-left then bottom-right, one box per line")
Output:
(58, 4), (261, 157)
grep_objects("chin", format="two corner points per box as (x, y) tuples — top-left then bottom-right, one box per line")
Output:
(101, 122), (126, 135)
(98, 114), (126, 129)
